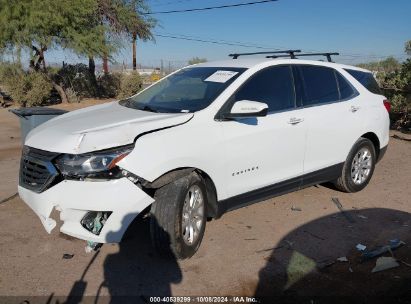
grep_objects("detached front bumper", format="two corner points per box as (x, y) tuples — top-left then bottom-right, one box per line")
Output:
(18, 178), (154, 243)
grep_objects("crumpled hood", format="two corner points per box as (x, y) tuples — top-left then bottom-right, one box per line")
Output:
(25, 101), (193, 154)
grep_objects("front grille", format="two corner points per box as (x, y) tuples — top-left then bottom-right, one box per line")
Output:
(19, 146), (60, 193)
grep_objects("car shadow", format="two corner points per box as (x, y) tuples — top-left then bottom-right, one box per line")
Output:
(254, 208), (411, 300)
(65, 214), (182, 304)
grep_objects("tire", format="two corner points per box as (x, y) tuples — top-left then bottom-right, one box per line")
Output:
(334, 137), (376, 193)
(150, 171), (207, 259)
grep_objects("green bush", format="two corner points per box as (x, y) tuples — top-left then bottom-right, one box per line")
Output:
(0, 63), (52, 106)
(117, 72), (143, 99)
(55, 63), (96, 98)
(97, 73), (121, 98)
(24, 72), (53, 106)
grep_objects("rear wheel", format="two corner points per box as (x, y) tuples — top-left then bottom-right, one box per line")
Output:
(150, 172), (207, 259)
(334, 138), (376, 193)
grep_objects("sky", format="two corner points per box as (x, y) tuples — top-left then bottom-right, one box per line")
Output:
(9, 0), (411, 69)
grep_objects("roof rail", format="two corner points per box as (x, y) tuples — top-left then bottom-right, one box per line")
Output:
(266, 52), (340, 62)
(229, 49), (301, 59)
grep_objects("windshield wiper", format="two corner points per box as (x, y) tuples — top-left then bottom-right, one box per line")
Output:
(141, 105), (159, 113)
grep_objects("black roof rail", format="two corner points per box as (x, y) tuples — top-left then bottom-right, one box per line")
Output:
(266, 52), (340, 62)
(229, 50), (301, 59)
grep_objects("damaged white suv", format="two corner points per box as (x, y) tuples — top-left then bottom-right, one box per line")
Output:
(18, 54), (390, 258)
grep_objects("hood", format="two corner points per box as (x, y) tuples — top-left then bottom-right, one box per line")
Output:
(25, 101), (193, 154)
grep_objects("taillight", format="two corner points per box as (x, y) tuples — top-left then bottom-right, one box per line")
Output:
(383, 99), (391, 112)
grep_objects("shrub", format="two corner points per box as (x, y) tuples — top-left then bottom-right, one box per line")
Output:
(97, 73), (121, 98)
(64, 87), (81, 103)
(55, 63), (96, 98)
(117, 72), (143, 99)
(0, 63), (52, 106)
(24, 72), (53, 106)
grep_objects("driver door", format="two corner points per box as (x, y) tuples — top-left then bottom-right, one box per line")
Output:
(219, 65), (306, 199)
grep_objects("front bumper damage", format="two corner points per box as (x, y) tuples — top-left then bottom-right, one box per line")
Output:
(18, 177), (154, 243)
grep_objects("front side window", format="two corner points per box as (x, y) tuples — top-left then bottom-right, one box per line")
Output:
(231, 65), (295, 113)
(121, 67), (246, 113)
(299, 65), (339, 106)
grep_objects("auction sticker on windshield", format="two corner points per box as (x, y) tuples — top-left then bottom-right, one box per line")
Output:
(204, 70), (239, 83)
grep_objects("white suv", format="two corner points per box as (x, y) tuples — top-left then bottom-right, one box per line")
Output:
(18, 54), (390, 258)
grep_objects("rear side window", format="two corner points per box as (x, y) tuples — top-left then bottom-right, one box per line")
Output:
(336, 72), (358, 100)
(233, 65), (295, 112)
(299, 65), (339, 106)
(345, 69), (381, 94)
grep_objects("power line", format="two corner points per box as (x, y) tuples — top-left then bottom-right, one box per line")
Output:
(145, 0), (278, 14)
(155, 32), (406, 61)
(158, 31), (280, 49)
(155, 33), (280, 49)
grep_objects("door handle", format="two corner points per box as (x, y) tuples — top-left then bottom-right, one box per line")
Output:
(350, 105), (360, 112)
(288, 117), (304, 125)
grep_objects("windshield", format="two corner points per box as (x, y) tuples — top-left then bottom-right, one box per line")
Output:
(120, 67), (246, 113)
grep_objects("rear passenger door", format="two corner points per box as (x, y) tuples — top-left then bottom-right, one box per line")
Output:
(294, 64), (362, 177)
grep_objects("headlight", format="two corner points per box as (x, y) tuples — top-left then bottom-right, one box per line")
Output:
(55, 145), (134, 177)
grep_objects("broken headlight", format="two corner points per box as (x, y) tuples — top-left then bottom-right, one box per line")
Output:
(55, 145), (134, 178)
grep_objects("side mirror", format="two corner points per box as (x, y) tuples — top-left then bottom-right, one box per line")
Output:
(223, 100), (268, 119)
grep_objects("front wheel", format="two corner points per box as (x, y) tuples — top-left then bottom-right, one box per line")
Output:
(150, 172), (207, 259)
(334, 137), (376, 193)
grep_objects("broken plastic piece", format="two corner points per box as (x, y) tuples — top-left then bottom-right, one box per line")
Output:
(337, 256), (348, 262)
(356, 244), (367, 251)
(63, 253), (74, 259)
(85, 241), (102, 253)
(372, 257), (399, 273)
(361, 239), (405, 262)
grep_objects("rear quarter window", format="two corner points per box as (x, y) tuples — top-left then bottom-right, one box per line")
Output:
(345, 69), (382, 95)
(336, 72), (358, 100)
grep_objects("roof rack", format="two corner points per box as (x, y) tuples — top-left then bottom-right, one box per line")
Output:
(266, 52), (340, 62)
(228, 49), (301, 59)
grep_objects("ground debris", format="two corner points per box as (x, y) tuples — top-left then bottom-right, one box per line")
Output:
(356, 244), (367, 251)
(291, 206), (302, 211)
(317, 260), (336, 269)
(357, 215), (368, 219)
(400, 260), (411, 268)
(337, 256), (348, 262)
(331, 197), (355, 223)
(0, 193), (18, 205)
(304, 230), (325, 241)
(372, 257), (399, 273)
(62, 253), (74, 259)
(392, 134), (411, 142)
(361, 239), (405, 262)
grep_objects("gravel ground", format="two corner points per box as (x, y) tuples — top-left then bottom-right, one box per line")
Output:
(0, 102), (410, 303)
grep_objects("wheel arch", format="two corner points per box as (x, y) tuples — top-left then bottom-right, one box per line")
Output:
(143, 167), (220, 219)
(360, 132), (380, 159)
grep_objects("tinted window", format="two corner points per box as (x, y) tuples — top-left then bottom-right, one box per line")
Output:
(345, 69), (381, 94)
(299, 65), (339, 106)
(233, 66), (295, 112)
(336, 72), (357, 100)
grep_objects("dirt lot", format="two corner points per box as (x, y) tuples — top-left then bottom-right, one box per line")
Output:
(0, 101), (410, 303)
